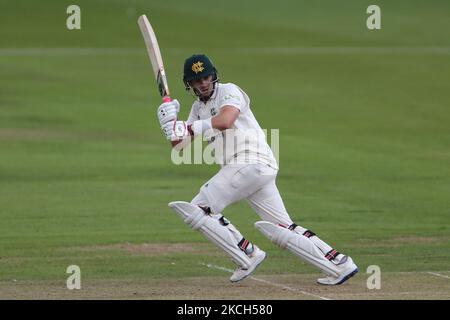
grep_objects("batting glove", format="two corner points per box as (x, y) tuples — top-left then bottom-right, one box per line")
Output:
(162, 120), (193, 141)
(157, 99), (180, 126)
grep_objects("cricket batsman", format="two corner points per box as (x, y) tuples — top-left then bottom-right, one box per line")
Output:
(157, 54), (358, 285)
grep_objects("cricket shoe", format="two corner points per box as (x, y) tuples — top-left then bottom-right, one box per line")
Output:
(317, 256), (358, 285)
(230, 246), (266, 283)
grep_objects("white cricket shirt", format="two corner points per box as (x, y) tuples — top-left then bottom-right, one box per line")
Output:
(186, 83), (278, 169)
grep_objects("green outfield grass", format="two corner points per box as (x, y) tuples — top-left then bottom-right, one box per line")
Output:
(1, 0), (449, 298)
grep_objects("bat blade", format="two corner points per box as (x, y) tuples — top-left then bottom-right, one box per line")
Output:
(137, 14), (171, 102)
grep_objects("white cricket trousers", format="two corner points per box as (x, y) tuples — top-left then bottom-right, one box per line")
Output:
(191, 163), (295, 242)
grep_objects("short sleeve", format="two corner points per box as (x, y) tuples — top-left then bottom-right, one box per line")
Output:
(218, 84), (246, 111)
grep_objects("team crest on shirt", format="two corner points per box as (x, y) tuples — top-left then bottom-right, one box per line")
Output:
(191, 61), (205, 74)
(210, 108), (217, 116)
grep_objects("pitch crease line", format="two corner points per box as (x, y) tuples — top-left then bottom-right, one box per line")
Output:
(427, 272), (450, 280)
(202, 263), (332, 300)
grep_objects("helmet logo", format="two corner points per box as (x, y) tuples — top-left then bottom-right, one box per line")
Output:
(192, 61), (205, 74)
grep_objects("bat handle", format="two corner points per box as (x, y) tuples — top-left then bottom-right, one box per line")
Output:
(162, 96), (171, 103)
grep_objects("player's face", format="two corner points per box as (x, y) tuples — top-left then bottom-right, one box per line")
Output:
(190, 75), (214, 97)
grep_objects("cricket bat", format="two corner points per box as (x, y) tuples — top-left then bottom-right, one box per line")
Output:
(137, 14), (171, 103)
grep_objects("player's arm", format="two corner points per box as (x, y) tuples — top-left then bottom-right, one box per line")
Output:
(188, 105), (240, 133)
(211, 106), (240, 131)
